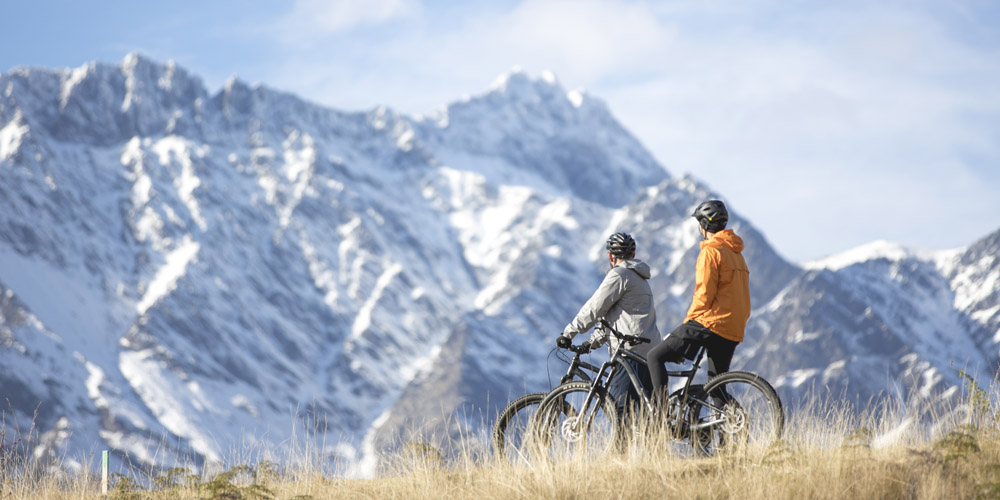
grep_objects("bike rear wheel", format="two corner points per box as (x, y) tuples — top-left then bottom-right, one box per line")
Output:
(533, 381), (619, 460)
(492, 392), (546, 464)
(688, 371), (783, 456)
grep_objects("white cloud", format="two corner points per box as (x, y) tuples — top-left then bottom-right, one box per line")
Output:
(475, 0), (674, 80)
(262, 0), (676, 108)
(583, 2), (1000, 260)
(273, 0), (418, 45)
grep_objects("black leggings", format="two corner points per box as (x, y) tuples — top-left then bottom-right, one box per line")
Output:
(646, 321), (739, 401)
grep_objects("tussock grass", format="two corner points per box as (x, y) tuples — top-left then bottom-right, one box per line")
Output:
(3, 374), (1000, 499)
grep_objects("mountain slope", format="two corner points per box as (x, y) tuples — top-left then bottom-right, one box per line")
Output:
(0, 55), (672, 471)
(744, 237), (998, 409)
(1, 55), (997, 474)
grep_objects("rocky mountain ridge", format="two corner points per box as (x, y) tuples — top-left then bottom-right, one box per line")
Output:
(1, 54), (996, 474)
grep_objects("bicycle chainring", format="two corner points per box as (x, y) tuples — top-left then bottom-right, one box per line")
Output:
(721, 403), (747, 435)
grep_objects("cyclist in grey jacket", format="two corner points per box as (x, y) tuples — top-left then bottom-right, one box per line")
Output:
(556, 232), (661, 411)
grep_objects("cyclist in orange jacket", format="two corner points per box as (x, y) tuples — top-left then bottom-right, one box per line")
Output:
(646, 200), (751, 403)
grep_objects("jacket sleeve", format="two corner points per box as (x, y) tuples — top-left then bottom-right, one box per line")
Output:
(563, 270), (626, 338)
(685, 247), (721, 322)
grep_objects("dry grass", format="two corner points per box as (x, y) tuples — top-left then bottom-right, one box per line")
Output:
(3, 378), (1000, 500)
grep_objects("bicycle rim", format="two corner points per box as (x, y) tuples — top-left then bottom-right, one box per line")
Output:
(534, 382), (619, 461)
(688, 371), (783, 457)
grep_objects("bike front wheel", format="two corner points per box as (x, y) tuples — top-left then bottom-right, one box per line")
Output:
(492, 392), (546, 464)
(533, 381), (619, 460)
(688, 371), (784, 456)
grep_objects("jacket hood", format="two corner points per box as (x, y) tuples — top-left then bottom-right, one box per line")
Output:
(704, 229), (744, 253)
(620, 259), (652, 279)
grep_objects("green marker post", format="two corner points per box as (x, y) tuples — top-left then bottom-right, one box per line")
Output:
(101, 450), (109, 494)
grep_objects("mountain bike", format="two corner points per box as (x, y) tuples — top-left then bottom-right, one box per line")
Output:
(492, 342), (601, 463)
(533, 319), (784, 459)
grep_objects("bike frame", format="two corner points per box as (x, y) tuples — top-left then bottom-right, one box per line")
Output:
(566, 320), (716, 435)
(559, 349), (600, 385)
(608, 346), (707, 414)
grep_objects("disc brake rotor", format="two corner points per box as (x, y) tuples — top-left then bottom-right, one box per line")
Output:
(560, 416), (583, 442)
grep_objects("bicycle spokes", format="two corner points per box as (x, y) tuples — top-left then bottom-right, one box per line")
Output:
(534, 382), (619, 460)
(688, 372), (783, 457)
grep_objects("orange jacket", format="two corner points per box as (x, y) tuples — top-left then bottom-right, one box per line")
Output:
(684, 229), (751, 342)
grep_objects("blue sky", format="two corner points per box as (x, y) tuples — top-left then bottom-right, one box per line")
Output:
(3, 0), (999, 263)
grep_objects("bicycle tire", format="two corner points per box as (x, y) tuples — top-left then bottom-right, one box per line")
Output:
(687, 370), (783, 456)
(492, 392), (547, 463)
(533, 381), (619, 460)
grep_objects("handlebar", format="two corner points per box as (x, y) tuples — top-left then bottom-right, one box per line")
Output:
(557, 319), (650, 354)
(598, 319), (650, 346)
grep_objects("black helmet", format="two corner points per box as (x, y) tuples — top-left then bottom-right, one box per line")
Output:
(605, 232), (636, 258)
(692, 200), (728, 232)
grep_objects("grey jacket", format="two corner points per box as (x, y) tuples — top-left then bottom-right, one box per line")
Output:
(562, 259), (661, 356)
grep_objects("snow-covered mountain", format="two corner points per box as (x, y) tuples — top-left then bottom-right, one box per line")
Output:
(1, 55), (997, 473)
(744, 237), (999, 408)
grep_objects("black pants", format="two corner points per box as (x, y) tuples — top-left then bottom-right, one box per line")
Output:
(646, 321), (739, 401)
(608, 358), (652, 415)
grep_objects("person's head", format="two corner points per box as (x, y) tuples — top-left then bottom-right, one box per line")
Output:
(605, 232), (636, 264)
(692, 200), (728, 238)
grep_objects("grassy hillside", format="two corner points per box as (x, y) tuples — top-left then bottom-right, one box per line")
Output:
(2, 375), (999, 500)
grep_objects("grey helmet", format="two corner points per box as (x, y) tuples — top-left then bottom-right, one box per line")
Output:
(692, 200), (729, 232)
(605, 232), (636, 258)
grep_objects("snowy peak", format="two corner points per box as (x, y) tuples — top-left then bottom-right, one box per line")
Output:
(2, 57), (662, 207)
(957, 226), (1000, 272)
(469, 66), (613, 129)
(118, 53), (206, 111)
(949, 228), (1000, 351)
(803, 240), (935, 271)
(800, 233), (999, 349)
(416, 68), (669, 207)
(487, 66), (556, 95)
(1, 53), (209, 146)
(484, 67), (596, 111)
(745, 223), (1000, 405)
